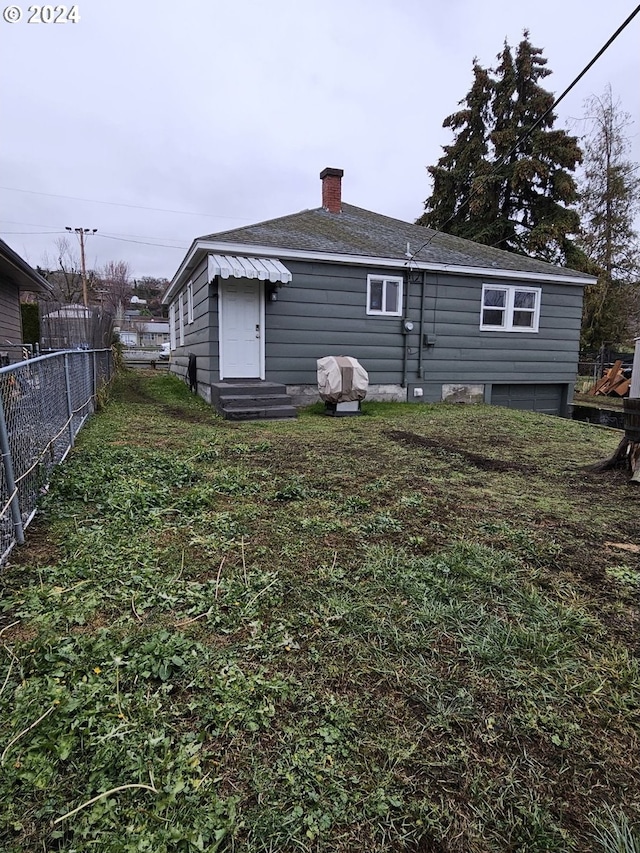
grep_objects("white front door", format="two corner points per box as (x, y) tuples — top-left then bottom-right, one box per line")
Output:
(219, 279), (264, 379)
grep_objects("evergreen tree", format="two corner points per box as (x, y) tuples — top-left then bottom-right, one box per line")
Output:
(577, 87), (640, 349)
(419, 32), (582, 264)
(418, 61), (493, 241)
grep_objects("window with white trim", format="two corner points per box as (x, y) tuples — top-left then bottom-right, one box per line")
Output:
(367, 275), (403, 316)
(178, 296), (184, 345)
(480, 284), (541, 332)
(187, 281), (194, 324)
(169, 302), (176, 350)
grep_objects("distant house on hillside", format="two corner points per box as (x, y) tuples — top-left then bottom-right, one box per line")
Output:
(139, 320), (169, 346)
(115, 319), (170, 347)
(0, 238), (53, 364)
(162, 168), (595, 418)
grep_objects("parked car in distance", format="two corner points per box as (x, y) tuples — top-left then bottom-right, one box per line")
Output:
(159, 342), (171, 360)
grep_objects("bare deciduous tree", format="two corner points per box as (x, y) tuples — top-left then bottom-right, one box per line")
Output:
(39, 238), (86, 303)
(577, 86), (640, 349)
(98, 260), (133, 314)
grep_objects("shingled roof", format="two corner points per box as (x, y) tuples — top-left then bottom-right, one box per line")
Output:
(198, 202), (589, 282)
(0, 237), (53, 294)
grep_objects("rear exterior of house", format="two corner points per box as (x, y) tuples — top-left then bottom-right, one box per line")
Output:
(0, 277), (23, 361)
(163, 169), (593, 417)
(0, 238), (53, 364)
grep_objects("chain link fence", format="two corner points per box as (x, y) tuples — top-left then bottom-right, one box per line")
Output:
(0, 349), (113, 565)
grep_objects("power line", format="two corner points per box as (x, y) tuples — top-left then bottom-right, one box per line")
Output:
(0, 184), (251, 221)
(0, 219), (191, 248)
(95, 228), (189, 242)
(97, 234), (189, 250)
(408, 3), (640, 264)
(0, 218), (61, 229)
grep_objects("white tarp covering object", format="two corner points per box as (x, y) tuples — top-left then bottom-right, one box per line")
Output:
(317, 356), (369, 404)
(208, 254), (292, 284)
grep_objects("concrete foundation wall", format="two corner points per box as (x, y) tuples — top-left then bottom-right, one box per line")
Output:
(286, 383), (407, 407)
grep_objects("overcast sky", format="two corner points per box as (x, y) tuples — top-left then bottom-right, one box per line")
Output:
(1, 0), (638, 281)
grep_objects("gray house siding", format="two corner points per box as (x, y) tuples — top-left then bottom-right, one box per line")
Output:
(265, 261), (407, 389)
(404, 275), (581, 412)
(262, 262), (582, 414)
(0, 277), (23, 360)
(169, 256), (585, 417)
(169, 259), (219, 403)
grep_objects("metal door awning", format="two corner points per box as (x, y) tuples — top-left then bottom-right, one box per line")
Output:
(208, 254), (292, 284)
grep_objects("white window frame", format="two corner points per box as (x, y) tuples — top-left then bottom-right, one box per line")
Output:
(178, 295), (184, 345)
(169, 302), (176, 350)
(480, 284), (541, 333)
(187, 281), (194, 324)
(366, 274), (403, 317)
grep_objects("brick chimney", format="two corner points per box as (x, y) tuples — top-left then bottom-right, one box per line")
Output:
(320, 167), (343, 213)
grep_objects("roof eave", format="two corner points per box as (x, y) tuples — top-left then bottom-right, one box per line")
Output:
(0, 240), (54, 294)
(162, 240), (596, 302)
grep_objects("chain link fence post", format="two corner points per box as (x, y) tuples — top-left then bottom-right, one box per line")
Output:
(92, 350), (98, 410)
(0, 393), (25, 546)
(63, 353), (75, 448)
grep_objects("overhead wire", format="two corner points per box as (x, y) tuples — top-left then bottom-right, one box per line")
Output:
(407, 3), (640, 265)
(0, 218), (191, 249)
(97, 234), (189, 250)
(0, 184), (251, 220)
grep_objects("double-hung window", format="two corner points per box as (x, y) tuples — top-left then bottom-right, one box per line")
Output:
(169, 302), (176, 350)
(178, 295), (184, 345)
(480, 284), (541, 332)
(187, 281), (194, 324)
(367, 275), (403, 316)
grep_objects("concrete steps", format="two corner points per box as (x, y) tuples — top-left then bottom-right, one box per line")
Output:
(211, 381), (297, 421)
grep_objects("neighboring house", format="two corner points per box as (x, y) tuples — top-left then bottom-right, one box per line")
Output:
(115, 320), (170, 348)
(0, 238), (53, 364)
(139, 320), (169, 346)
(118, 329), (139, 347)
(162, 168), (595, 418)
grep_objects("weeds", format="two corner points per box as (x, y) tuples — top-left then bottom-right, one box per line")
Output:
(1, 372), (639, 852)
(592, 808), (640, 853)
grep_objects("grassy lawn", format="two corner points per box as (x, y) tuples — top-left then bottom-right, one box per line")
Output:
(1, 370), (639, 853)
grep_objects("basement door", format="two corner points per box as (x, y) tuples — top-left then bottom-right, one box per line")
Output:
(219, 279), (264, 379)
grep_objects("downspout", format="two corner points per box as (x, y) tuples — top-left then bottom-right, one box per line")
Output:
(418, 271), (426, 378)
(401, 270), (409, 388)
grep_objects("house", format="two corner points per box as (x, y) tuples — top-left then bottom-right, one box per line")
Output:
(114, 319), (170, 348)
(0, 238), (53, 364)
(138, 320), (170, 346)
(162, 168), (595, 419)
(114, 293), (169, 348)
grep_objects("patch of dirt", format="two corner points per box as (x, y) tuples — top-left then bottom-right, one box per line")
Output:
(0, 619), (38, 644)
(119, 376), (214, 423)
(161, 405), (214, 424)
(384, 430), (537, 474)
(5, 521), (60, 568)
(119, 375), (156, 404)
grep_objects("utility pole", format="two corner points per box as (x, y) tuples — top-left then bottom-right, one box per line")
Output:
(66, 227), (97, 307)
